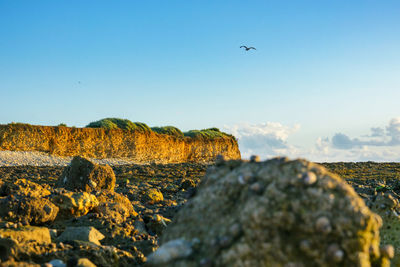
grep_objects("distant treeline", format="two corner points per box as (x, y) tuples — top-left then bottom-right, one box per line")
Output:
(85, 118), (234, 140)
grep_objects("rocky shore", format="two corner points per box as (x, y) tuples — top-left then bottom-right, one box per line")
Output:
(0, 156), (207, 266)
(0, 157), (399, 266)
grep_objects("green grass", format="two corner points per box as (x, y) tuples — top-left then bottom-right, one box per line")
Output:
(85, 118), (236, 140)
(183, 128), (234, 139)
(86, 118), (151, 132)
(151, 126), (184, 137)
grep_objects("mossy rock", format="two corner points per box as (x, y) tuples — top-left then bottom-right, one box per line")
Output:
(371, 192), (400, 265)
(51, 191), (99, 218)
(142, 188), (164, 204)
(152, 158), (390, 267)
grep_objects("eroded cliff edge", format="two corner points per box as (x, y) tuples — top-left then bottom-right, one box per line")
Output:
(0, 124), (241, 163)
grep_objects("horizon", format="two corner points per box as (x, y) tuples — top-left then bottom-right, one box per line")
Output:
(1, 1), (400, 162)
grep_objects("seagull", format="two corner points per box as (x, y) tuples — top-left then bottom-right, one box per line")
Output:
(240, 45), (256, 51)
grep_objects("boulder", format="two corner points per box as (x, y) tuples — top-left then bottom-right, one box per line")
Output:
(156, 158), (391, 266)
(95, 191), (137, 223)
(57, 226), (105, 246)
(371, 192), (399, 265)
(0, 179), (50, 198)
(51, 191), (98, 218)
(0, 237), (19, 262)
(47, 259), (66, 267)
(57, 156), (115, 192)
(0, 195), (59, 225)
(142, 188), (163, 204)
(76, 258), (97, 267)
(0, 226), (51, 244)
(0, 260), (40, 267)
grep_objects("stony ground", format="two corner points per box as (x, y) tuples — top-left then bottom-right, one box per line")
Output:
(1, 161), (400, 266)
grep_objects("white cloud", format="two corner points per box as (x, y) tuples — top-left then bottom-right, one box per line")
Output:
(331, 117), (400, 149)
(223, 122), (300, 159)
(223, 118), (400, 162)
(369, 127), (385, 137)
(387, 117), (400, 145)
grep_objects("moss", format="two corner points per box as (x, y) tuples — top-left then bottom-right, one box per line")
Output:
(86, 118), (151, 132)
(151, 126), (184, 137)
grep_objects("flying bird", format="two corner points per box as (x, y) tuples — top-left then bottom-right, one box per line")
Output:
(240, 45), (256, 51)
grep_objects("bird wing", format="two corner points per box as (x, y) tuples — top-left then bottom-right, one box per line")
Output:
(240, 46), (247, 49)
(249, 47), (256, 50)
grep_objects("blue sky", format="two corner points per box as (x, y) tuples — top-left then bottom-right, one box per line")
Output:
(1, 1), (400, 161)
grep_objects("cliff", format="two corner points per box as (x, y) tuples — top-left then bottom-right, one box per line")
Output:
(0, 124), (241, 163)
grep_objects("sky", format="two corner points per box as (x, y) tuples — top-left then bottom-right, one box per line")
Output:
(1, 1), (400, 162)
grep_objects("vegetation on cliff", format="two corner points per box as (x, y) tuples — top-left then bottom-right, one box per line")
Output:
(86, 118), (151, 132)
(151, 126), (184, 137)
(86, 118), (234, 140)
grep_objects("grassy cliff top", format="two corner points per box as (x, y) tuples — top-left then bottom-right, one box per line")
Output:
(3, 118), (235, 140)
(85, 118), (235, 140)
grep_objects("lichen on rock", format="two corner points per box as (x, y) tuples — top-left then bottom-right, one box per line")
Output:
(0, 195), (59, 225)
(51, 190), (99, 218)
(156, 157), (391, 267)
(371, 192), (400, 265)
(95, 191), (138, 223)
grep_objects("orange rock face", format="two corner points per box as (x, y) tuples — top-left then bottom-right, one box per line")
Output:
(0, 124), (241, 163)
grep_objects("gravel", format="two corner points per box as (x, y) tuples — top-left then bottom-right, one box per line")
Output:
(0, 151), (142, 167)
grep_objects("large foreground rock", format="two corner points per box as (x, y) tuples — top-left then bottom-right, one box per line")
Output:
(57, 156), (116, 192)
(153, 158), (391, 266)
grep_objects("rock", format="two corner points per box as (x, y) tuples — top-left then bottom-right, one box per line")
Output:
(160, 158), (390, 266)
(95, 191), (138, 223)
(0, 260), (41, 267)
(48, 259), (66, 267)
(146, 214), (172, 236)
(180, 179), (195, 190)
(146, 239), (192, 266)
(142, 188), (163, 204)
(0, 226), (51, 244)
(133, 220), (148, 235)
(76, 258), (97, 267)
(57, 156), (116, 192)
(57, 226), (105, 246)
(371, 192), (400, 265)
(0, 179), (51, 198)
(249, 155), (260, 162)
(0, 196), (59, 225)
(51, 191), (98, 218)
(0, 237), (19, 261)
